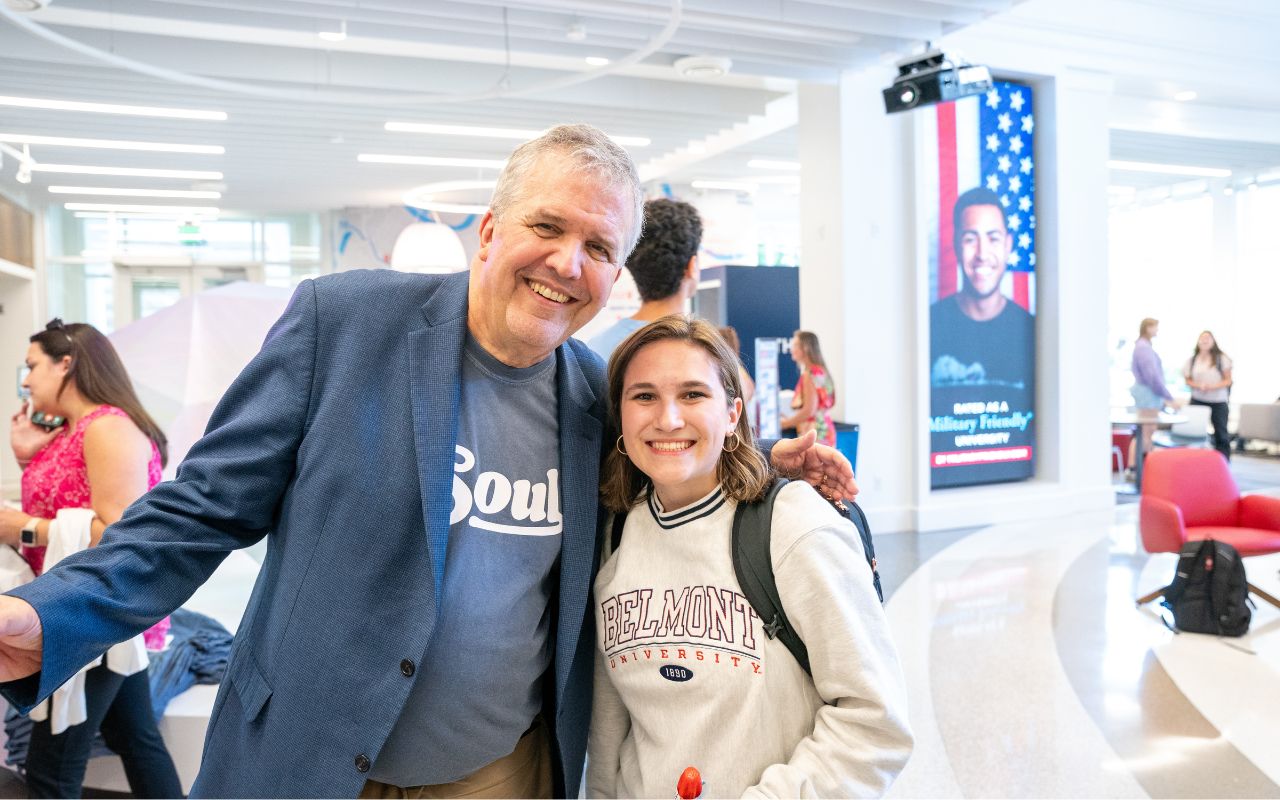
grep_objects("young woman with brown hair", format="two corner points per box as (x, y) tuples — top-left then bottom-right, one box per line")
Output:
(588, 316), (910, 798)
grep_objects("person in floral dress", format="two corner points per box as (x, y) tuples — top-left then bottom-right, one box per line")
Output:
(781, 330), (837, 447)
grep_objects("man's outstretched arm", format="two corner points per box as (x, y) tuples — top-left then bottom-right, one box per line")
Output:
(769, 430), (859, 501)
(1, 279), (320, 711)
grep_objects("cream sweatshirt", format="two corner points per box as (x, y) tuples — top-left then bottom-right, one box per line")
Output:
(587, 482), (912, 798)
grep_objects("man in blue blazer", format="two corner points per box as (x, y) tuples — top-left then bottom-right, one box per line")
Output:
(0, 125), (855, 798)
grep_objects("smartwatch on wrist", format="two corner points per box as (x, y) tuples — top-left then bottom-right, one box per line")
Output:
(20, 518), (39, 547)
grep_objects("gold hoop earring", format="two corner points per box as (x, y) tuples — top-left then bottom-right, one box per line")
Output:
(616, 435), (629, 456)
(723, 431), (741, 453)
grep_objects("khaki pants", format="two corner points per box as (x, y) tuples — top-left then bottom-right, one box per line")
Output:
(359, 719), (553, 799)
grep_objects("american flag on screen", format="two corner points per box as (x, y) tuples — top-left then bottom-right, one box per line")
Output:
(922, 80), (1036, 313)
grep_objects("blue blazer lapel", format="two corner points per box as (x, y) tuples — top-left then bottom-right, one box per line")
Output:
(553, 342), (605, 705)
(408, 271), (470, 606)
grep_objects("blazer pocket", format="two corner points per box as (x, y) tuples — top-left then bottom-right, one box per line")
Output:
(228, 649), (274, 723)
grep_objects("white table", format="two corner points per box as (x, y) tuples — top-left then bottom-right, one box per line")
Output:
(1110, 409), (1186, 493)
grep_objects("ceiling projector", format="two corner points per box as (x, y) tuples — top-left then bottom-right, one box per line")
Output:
(882, 49), (992, 114)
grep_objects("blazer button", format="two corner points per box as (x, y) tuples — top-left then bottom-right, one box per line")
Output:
(400, 659), (415, 677)
(354, 754), (371, 773)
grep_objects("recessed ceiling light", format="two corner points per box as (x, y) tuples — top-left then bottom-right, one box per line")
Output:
(674, 56), (733, 78)
(1107, 160), (1230, 178)
(383, 122), (649, 148)
(2, 1), (50, 11)
(74, 211), (219, 220)
(64, 202), (221, 214)
(566, 23), (587, 41)
(584, 56), (610, 67)
(0, 133), (224, 154)
(691, 180), (757, 192)
(318, 20), (347, 42)
(1173, 90), (1197, 102)
(747, 159), (800, 171)
(0, 95), (227, 120)
(357, 154), (508, 169)
(32, 164), (224, 179)
(404, 179), (497, 215)
(49, 186), (222, 199)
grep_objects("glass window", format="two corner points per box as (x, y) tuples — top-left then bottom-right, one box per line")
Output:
(1108, 195), (1214, 406)
(44, 208), (323, 330)
(132, 279), (183, 321)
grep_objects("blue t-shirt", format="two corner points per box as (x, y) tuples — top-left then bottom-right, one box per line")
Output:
(586, 317), (647, 361)
(370, 335), (562, 786)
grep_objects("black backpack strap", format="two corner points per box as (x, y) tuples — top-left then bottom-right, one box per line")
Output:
(836, 498), (884, 603)
(732, 478), (812, 676)
(1162, 538), (1212, 606)
(609, 511), (627, 558)
(1208, 540), (1248, 635)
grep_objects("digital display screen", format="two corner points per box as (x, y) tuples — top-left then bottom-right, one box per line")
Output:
(925, 80), (1037, 488)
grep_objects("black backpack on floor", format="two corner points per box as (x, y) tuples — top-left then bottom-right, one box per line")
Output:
(610, 478), (883, 676)
(1161, 538), (1251, 637)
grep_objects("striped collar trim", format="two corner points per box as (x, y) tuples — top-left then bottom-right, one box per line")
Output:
(648, 485), (726, 530)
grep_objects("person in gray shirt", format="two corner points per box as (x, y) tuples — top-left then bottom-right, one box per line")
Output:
(588, 198), (704, 360)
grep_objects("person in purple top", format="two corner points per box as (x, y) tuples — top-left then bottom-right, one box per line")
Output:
(1130, 317), (1176, 467)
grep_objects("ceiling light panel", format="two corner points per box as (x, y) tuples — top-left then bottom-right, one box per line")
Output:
(691, 180), (757, 192)
(357, 154), (508, 169)
(747, 159), (800, 171)
(1107, 160), (1230, 178)
(384, 122), (650, 147)
(0, 95), (227, 120)
(33, 164), (224, 179)
(0, 133), (224, 154)
(64, 202), (221, 214)
(49, 186), (222, 199)
(317, 19), (347, 42)
(403, 179), (496, 215)
(74, 211), (219, 220)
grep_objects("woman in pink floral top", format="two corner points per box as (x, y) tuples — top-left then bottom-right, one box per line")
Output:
(781, 330), (838, 447)
(0, 319), (180, 798)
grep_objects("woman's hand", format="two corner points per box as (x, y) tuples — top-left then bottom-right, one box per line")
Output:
(0, 508), (30, 548)
(10, 404), (59, 464)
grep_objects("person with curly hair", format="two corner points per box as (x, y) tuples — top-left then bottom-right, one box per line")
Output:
(588, 198), (703, 359)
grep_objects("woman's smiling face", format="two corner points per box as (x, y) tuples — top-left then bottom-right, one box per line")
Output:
(620, 339), (741, 509)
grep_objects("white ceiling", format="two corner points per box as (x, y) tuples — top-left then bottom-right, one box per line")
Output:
(0, 0), (1020, 212)
(1, 0), (1278, 214)
(1109, 130), (1280, 190)
(939, 0), (1280, 191)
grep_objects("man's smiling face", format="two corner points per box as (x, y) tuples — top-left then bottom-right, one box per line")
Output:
(956, 203), (1012, 301)
(468, 152), (629, 367)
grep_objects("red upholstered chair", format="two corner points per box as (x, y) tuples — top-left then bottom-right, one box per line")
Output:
(1137, 448), (1280, 608)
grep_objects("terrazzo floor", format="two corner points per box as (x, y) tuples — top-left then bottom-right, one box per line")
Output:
(879, 455), (1280, 798)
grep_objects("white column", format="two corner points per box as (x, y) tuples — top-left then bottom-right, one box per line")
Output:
(799, 70), (919, 532)
(1033, 68), (1115, 496)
